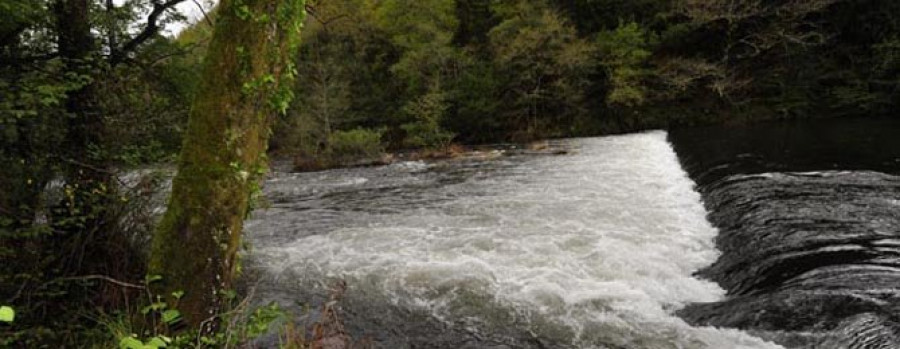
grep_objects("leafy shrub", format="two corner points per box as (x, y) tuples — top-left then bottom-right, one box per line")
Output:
(597, 22), (654, 107)
(326, 128), (386, 165)
(401, 86), (455, 149)
(0, 169), (168, 346)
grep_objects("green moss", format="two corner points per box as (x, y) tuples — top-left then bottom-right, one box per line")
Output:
(148, 0), (306, 330)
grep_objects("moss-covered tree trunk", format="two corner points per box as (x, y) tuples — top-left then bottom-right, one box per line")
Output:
(148, 0), (306, 330)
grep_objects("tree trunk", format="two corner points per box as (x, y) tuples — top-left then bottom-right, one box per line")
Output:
(55, 0), (100, 172)
(148, 0), (306, 330)
(53, 0), (119, 274)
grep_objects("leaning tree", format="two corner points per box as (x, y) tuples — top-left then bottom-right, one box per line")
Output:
(148, 0), (307, 331)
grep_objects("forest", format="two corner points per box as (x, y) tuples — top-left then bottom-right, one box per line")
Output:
(1, 0), (899, 347)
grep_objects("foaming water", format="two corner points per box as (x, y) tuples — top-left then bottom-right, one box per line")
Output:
(246, 131), (779, 348)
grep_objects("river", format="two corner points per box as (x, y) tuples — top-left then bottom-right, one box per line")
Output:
(244, 117), (900, 348)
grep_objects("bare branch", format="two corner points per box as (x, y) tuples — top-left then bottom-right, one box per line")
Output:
(192, 0), (215, 28)
(304, 1), (349, 33)
(112, 0), (186, 65)
(43, 275), (146, 290)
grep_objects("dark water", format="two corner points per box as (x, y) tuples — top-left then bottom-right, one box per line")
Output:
(669, 117), (900, 348)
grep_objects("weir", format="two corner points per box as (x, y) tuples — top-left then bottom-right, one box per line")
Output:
(246, 131), (779, 348)
(669, 118), (900, 349)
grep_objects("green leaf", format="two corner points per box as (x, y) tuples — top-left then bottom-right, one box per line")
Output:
(161, 309), (182, 325)
(119, 336), (144, 349)
(0, 306), (14, 322)
(141, 302), (167, 315)
(220, 289), (237, 300)
(146, 336), (168, 348)
(171, 290), (184, 300)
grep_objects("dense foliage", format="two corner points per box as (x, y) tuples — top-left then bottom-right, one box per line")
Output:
(1, 0), (898, 345)
(267, 0), (899, 161)
(1, 0), (198, 344)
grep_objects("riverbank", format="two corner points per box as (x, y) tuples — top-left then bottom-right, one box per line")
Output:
(288, 140), (573, 173)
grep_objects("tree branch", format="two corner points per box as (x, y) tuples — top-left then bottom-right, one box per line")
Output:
(303, 2), (348, 32)
(34, 275), (146, 294)
(112, 0), (186, 65)
(192, 0), (215, 28)
(58, 275), (146, 289)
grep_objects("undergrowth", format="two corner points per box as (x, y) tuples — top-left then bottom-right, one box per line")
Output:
(0, 169), (370, 348)
(98, 280), (371, 349)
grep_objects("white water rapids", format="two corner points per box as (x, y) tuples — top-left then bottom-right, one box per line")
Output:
(245, 131), (782, 348)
